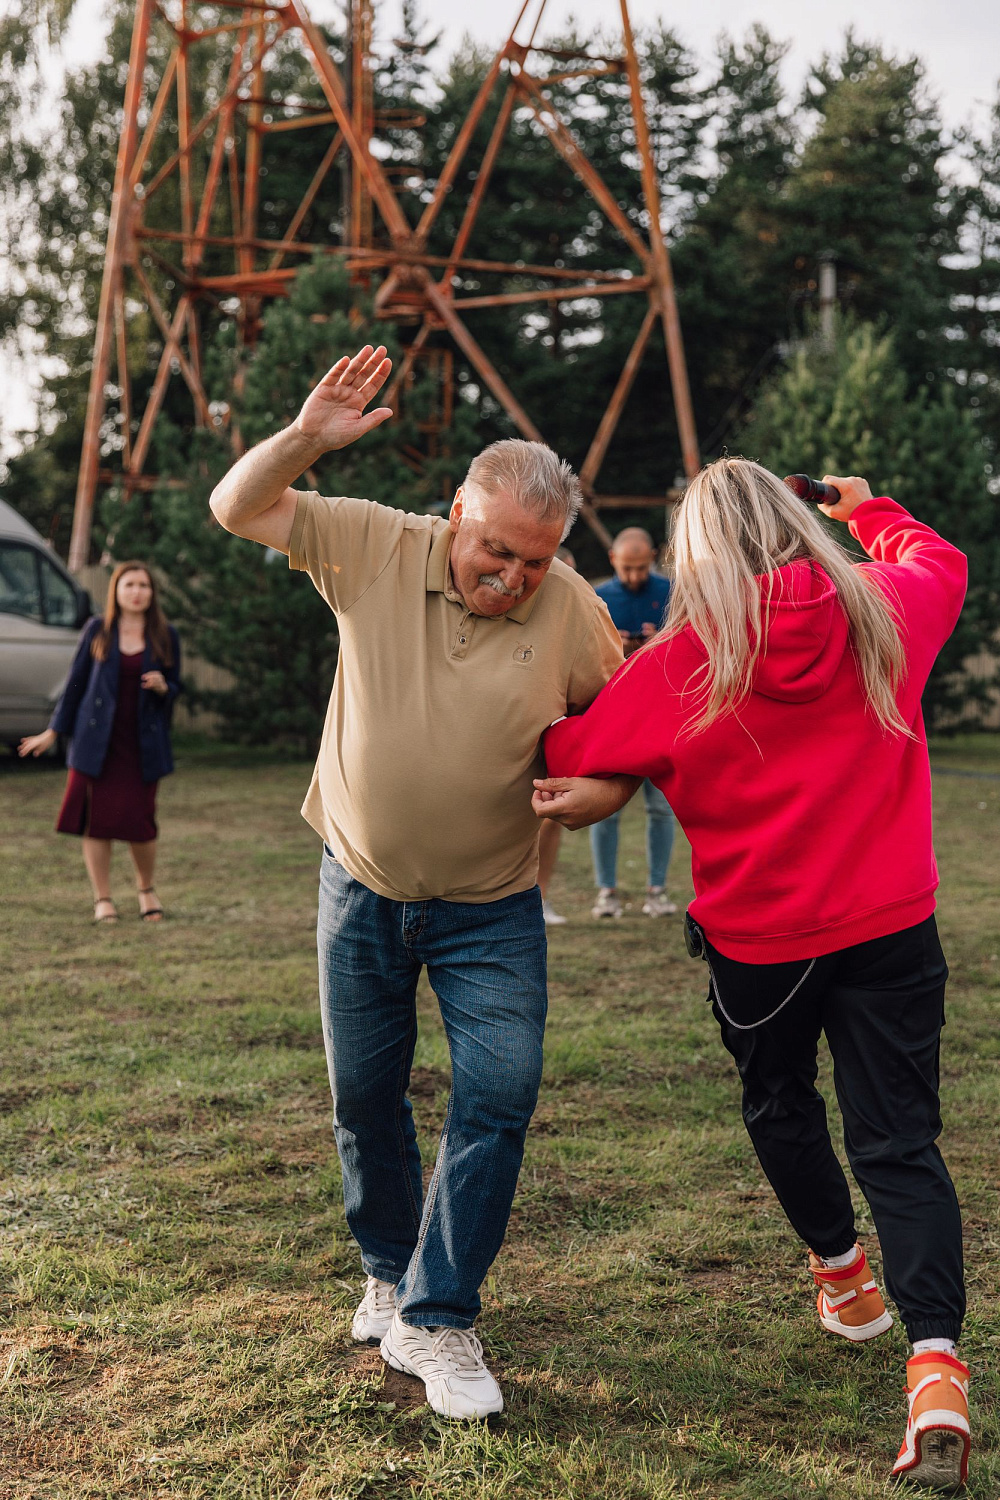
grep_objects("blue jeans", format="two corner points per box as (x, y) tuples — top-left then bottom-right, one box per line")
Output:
(317, 849), (547, 1329)
(589, 778), (675, 889)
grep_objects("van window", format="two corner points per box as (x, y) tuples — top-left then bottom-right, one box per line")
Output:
(0, 542), (79, 626)
(40, 554), (78, 626)
(0, 543), (43, 621)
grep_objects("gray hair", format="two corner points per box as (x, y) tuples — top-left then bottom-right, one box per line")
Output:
(464, 439), (583, 541)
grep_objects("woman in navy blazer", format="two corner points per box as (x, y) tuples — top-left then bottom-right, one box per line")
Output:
(20, 561), (181, 922)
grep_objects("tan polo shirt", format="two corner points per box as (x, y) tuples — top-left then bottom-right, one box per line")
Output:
(288, 490), (622, 902)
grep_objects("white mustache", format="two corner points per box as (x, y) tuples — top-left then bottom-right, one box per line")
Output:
(478, 573), (524, 599)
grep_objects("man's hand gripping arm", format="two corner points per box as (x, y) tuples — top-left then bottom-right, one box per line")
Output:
(532, 774), (641, 831)
(209, 345), (393, 552)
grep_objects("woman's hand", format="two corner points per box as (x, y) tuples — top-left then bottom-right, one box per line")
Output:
(292, 345), (393, 453)
(532, 774), (641, 831)
(819, 475), (873, 523)
(141, 670), (168, 695)
(18, 728), (57, 758)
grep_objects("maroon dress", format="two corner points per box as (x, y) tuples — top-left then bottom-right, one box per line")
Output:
(56, 650), (158, 842)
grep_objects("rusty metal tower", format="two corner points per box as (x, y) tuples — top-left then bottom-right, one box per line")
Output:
(68, 0), (700, 571)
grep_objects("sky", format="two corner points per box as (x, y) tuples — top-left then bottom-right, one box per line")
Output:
(51, 0), (1000, 134)
(2, 0), (998, 450)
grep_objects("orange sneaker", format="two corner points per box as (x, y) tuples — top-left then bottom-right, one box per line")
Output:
(892, 1351), (970, 1490)
(809, 1244), (894, 1341)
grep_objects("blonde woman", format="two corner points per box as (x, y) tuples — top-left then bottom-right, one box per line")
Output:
(534, 462), (970, 1491)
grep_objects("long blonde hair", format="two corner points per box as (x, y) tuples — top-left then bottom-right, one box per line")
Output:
(651, 457), (908, 736)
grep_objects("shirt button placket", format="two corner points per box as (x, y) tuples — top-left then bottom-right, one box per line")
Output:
(452, 611), (475, 659)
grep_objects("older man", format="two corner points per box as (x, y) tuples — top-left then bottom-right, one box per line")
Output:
(210, 346), (622, 1419)
(589, 526), (677, 920)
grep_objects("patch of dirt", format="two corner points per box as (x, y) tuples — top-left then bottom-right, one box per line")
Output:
(168, 1290), (325, 1339)
(347, 1346), (427, 1413)
(0, 1080), (89, 1112)
(379, 1364), (428, 1412)
(0, 1329), (110, 1397)
(0, 1086), (41, 1112)
(230, 1026), (324, 1051)
(685, 1267), (737, 1293)
(188, 993), (257, 1010)
(406, 1066), (450, 1104)
(188, 1091), (265, 1113)
(528, 1096), (641, 1131)
(43, 1344), (110, 1396)
(0, 1430), (90, 1481)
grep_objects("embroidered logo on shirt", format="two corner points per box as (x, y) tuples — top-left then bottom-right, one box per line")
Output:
(513, 644), (535, 664)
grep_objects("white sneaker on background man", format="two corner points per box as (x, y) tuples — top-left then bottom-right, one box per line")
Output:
(642, 887), (678, 917)
(380, 1311), (503, 1419)
(591, 887), (623, 919)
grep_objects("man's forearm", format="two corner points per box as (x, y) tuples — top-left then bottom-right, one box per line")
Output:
(602, 774), (642, 818)
(209, 423), (325, 531)
(532, 773), (642, 831)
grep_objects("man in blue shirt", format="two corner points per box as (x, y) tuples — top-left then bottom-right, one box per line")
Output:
(591, 527), (676, 919)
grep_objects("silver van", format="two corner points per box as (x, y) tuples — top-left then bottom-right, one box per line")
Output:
(0, 498), (93, 744)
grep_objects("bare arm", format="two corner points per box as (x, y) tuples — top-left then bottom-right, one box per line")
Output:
(531, 774), (641, 831)
(209, 345), (393, 553)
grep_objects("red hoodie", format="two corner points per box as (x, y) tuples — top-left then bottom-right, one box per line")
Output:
(543, 499), (967, 962)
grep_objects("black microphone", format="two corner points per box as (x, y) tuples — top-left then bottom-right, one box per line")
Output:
(784, 474), (842, 507)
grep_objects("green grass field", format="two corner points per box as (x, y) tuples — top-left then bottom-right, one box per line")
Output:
(1, 738), (998, 1499)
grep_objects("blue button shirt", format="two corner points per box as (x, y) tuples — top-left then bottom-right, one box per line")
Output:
(595, 572), (672, 640)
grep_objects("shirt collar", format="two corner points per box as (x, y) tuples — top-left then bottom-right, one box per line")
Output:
(426, 522), (452, 594)
(425, 522), (541, 624)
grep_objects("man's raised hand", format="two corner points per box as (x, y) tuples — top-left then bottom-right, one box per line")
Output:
(293, 345), (393, 453)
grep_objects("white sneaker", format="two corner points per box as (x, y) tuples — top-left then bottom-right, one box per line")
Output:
(380, 1310), (503, 1419)
(591, 887), (623, 919)
(351, 1276), (397, 1344)
(642, 887), (678, 917)
(542, 901), (568, 926)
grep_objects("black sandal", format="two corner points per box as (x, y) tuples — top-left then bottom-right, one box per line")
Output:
(138, 886), (165, 921)
(94, 897), (119, 924)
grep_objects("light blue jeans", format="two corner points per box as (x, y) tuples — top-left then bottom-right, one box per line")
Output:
(316, 848), (547, 1328)
(589, 778), (675, 889)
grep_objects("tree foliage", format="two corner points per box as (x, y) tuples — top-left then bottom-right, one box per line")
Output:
(2, 7), (998, 739)
(738, 321), (999, 726)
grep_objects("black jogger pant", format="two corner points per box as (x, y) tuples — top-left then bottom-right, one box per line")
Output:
(705, 916), (965, 1344)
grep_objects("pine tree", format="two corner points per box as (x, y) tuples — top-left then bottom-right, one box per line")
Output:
(737, 321), (1000, 726)
(947, 84), (1000, 455)
(779, 36), (960, 388)
(672, 26), (795, 448)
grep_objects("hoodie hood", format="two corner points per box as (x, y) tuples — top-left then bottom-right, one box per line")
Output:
(751, 559), (850, 703)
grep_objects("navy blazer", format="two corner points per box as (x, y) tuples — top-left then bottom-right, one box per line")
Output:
(50, 618), (182, 782)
